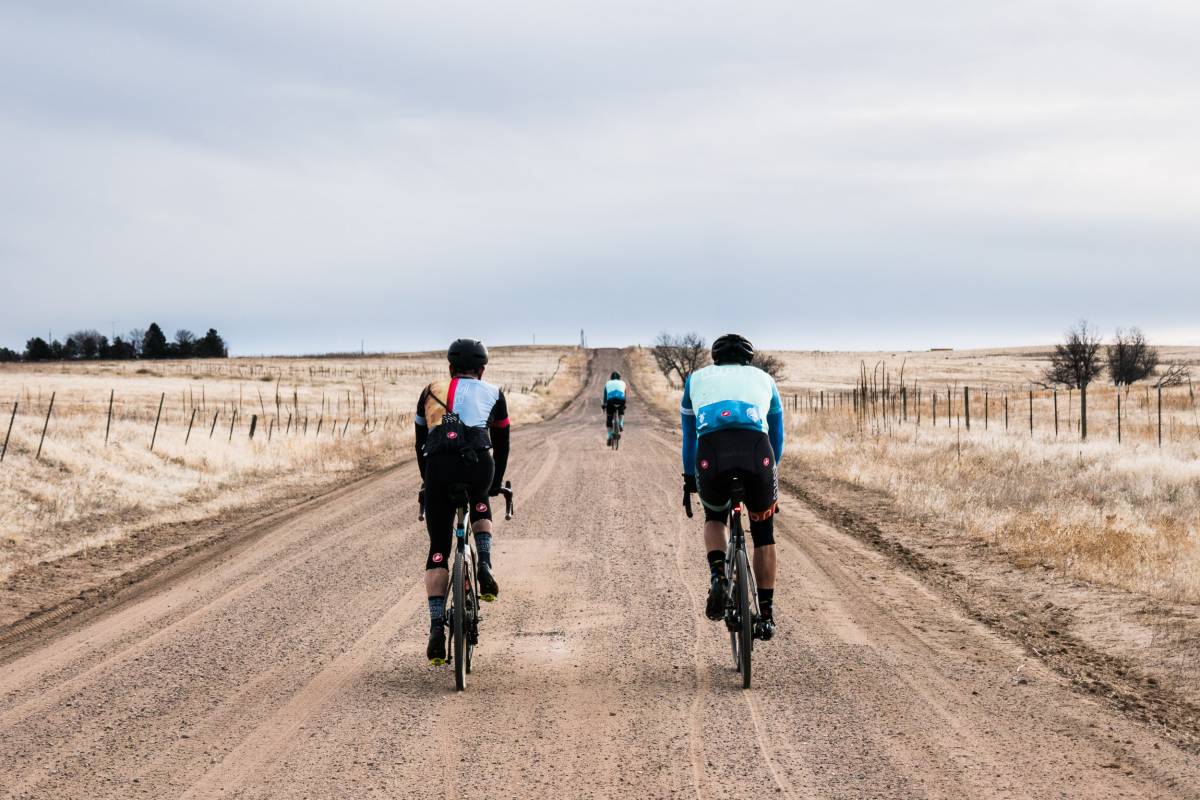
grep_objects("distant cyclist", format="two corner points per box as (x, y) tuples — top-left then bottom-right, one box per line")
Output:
(602, 371), (627, 444)
(415, 339), (511, 664)
(681, 334), (784, 639)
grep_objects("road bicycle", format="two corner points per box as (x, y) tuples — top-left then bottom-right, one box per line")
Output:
(420, 479), (514, 691)
(685, 475), (759, 689)
(608, 410), (623, 450)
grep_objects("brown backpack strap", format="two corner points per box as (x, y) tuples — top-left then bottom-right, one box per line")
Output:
(425, 386), (449, 411)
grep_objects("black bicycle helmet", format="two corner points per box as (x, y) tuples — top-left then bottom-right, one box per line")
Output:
(711, 333), (754, 365)
(610, 371), (621, 380)
(447, 338), (489, 372)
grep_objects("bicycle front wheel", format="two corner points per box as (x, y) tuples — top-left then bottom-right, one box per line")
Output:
(736, 549), (753, 689)
(452, 552), (468, 691)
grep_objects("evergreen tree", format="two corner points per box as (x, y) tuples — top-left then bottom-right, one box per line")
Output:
(197, 328), (228, 358)
(142, 323), (169, 359)
(24, 337), (52, 361)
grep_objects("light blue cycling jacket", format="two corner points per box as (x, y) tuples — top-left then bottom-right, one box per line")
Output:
(680, 364), (784, 474)
(603, 379), (626, 404)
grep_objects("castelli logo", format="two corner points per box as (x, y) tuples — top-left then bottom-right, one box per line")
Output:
(447, 431), (458, 439)
(432, 553), (444, 563)
(476, 502), (488, 513)
(720, 410), (731, 417)
(762, 457), (770, 466)
(700, 459), (710, 470)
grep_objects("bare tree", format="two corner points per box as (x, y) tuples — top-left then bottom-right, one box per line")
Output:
(1107, 327), (1159, 386)
(1044, 320), (1103, 439)
(1155, 362), (1192, 388)
(751, 351), (787, 381)
(652, 332), (710, 386)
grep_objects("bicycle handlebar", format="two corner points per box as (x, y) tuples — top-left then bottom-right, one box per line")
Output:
(498, 480), (514, 520)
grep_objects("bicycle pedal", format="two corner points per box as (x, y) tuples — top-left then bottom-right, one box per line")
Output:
(429, 657), (447, 667)
(479, 593), (496, 603)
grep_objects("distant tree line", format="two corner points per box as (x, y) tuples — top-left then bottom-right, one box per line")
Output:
(1, 323), (228, 363)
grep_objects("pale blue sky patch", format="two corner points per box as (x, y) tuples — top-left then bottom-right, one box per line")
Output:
(2, 1), (1198, 353)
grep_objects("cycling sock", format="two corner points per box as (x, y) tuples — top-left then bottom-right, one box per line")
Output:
(428, 596), (445, 625)
(707, 551), (726, 580)
(475, 532), (492, 567)
(757, 588), (774, 616)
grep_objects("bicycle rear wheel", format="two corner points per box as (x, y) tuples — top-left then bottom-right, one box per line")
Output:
(735, 548), (753, 689)
(452, 551), (468, 691)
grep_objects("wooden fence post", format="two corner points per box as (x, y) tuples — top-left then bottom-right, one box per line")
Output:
(36, 392), (55, 460)
(964, 386), (970, 431)
(984, 389), (989, 430)
(1053, 390), (1059, 437)
(105, 389), (114, 446)
(149, 392), (165, 451)
(249, 414), (258, 440)
(1, 401), (16, 463)
(228, 409), (237, 442)
(185, 407), (198, 445)
(1004, 393), (1009, 430)
(1117, 393), (1121, 444)
(1029, 390), (1034, 437)
(1152, 383), (1161, 448)
(209, 410), (220, 439)
(932, 393), (937, 426)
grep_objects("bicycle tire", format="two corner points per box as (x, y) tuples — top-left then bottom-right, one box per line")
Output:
(736, 548), (753, 689)
(452, 550), (467, 691)
(465, 552), (477, 675)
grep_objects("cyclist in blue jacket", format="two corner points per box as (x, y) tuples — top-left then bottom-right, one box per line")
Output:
(681, 334), (784, 639)
(602, 371), (627, 443)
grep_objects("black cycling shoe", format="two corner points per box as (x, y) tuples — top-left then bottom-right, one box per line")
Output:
(477, 562), (499, 602)
(427, 622), (447, 665)
(705, 576), (726, 621)
(755, 613), (776, 641)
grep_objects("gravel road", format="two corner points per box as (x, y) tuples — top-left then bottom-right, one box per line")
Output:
(2, 349), (1197, 799)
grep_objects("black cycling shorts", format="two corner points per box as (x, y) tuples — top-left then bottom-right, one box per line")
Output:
(696, 429), (778, 547)
(605, 399), (626, 426)
(423, 449), (494, 570)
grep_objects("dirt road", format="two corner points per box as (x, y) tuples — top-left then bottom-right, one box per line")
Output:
(2, 350), (1198, 799)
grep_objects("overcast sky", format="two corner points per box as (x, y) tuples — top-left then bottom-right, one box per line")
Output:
(2, 1), (1198, 354)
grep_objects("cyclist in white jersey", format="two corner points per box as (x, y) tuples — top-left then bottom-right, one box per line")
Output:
(415, 339), (511, 664)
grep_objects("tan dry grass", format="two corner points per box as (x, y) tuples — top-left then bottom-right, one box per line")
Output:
(629, 345), (1200, 603)
(0, 347), (585, 579)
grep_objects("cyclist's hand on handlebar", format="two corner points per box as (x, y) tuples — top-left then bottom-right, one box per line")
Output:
(682, 473), (698, 494)
(487, 485), (503, 497)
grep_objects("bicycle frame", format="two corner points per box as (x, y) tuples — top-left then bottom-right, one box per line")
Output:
(418, 479), (515, 690)
(724, 487), (760, 626)
(684, 475), (759, 687)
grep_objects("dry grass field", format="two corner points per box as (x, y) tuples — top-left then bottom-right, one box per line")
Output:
(0, 346), (585, 581)
(631, 345), (1200, 603)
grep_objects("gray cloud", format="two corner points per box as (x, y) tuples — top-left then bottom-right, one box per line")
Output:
(3, 1), (1199, 354)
